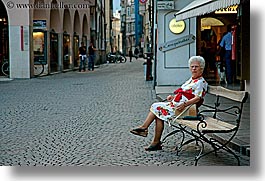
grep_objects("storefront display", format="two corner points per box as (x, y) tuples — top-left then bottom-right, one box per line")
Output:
(63, 34), (71, 70)
(33, 31), (47, 65)
(73, 35), (79, 68)
(50, 32), (59, 72)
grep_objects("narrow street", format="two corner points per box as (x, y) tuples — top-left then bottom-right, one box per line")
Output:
(0, 59), (249, 166)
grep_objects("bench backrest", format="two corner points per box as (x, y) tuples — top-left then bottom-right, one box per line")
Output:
(200, 85), (249, 124)
(207, 85), (248, 103)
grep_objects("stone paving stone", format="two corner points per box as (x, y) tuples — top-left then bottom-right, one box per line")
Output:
(0, 59), (249, 166)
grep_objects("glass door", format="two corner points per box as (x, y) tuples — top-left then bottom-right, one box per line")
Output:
(63, 34), (70, 70)
(50, 32), (59, 73)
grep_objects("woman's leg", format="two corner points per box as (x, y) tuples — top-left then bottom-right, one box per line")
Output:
(152, 118), (164, 145)
(144, 118), (164, 151)
(139, 111), (156, 129)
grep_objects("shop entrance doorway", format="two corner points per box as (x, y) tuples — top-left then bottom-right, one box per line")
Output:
(63, 34), (70, 70)
(73, 35), (79, 68)
(50, 32), (59, 73)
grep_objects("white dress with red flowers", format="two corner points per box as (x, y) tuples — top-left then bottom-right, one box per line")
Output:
(150, 77), (208, 121)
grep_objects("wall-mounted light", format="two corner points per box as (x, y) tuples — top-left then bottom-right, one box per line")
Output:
(0, 18), (6, 22)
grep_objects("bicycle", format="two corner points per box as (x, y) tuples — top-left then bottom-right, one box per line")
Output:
(115, 53), (126, 63)
(1, 59), (9, 77)
(34, 58), (45, 77)
(106, 52), (126, 63)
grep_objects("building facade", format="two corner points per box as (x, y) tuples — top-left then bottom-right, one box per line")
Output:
(0, 0), (110, 79)
(151, 0), (249, 90)
(111, 10), (122, 53)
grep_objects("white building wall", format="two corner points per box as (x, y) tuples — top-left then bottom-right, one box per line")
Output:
(6, 0), (31, 79)
(156, 0), (197, 86)
(2, 0), (93, 78)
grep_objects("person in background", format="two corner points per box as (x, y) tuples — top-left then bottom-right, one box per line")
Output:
(129, 48), (133, 62)
(219, 24), (232, 84)
(130, 56), (208, 151)
(88, 42), (96, 71)
(134, 47), (139, 60)
(78, 42), (87, 72)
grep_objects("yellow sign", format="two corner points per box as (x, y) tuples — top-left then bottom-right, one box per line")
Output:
(215, 5), (238, 14)
(169, 19), (185, 34)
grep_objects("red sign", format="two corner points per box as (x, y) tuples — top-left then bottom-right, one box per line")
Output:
(139, 0), (147, 4)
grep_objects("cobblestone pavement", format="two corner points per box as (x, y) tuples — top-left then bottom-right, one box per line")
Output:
(0, 59), (250, 166)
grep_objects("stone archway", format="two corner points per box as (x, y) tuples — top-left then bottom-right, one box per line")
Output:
(63, 9), (71, 70)
(73, 10), (81, 68)
(49, 0), (61, 73)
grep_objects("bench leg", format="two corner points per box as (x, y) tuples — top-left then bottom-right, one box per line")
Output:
(195, 137), (241, 166)
(161, 129), (181, 143)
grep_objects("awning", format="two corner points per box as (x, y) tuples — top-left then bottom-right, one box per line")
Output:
(175, 0), (241, 21)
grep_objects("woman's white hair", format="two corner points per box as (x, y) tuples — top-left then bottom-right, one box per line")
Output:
(188, 56), (205, 70)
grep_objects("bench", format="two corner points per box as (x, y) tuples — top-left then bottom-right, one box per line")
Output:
(162, 85), (248, 166)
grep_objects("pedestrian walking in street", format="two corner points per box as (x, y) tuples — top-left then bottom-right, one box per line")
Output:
(88, 42), (96, 71)
(219, 24), (233, 84)
(129, 48), (133, 62)
(79, 42), (87, 72)
(130, 56), (208, 151)
(134, 47), (139, 60)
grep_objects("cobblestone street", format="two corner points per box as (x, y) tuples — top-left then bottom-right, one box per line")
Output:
(0, 59), (249, 166)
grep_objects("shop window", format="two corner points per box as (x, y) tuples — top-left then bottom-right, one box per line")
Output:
(73, 35), (79, 67)
(63, 34), (70, 70)
(33, 31), (47, 64)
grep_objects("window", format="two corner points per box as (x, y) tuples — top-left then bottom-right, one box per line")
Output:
(127, 7), (130, 17)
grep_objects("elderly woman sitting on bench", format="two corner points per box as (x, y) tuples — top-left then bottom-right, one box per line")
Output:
(130, 55), (208, 151)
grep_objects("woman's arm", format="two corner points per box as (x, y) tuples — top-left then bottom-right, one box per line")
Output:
(176, 95), (201, 111)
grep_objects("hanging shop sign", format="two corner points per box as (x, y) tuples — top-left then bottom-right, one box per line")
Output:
(215, 5), (238, 14)
(157, 1), (174, 10)
(169, 19), (185, 34)
(33, 20), (47, 30)
(158, 34), (195, 52)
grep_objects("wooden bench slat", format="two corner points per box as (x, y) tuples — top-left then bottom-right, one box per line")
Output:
(173, 117), (236, 132)
(208, 85), (247, 103)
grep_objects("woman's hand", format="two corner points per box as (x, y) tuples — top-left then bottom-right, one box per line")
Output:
(166, 95), (174, 101)
(176, 102), (186, 111)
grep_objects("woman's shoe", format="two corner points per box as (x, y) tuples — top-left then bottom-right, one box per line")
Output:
(130, 127), (148, 137)
(144, 142), (162, 151)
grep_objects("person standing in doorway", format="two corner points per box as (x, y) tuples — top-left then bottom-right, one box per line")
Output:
(219, 24), (232, 84)
(88, 42), (96, 71)
(79, 42), (87, 72)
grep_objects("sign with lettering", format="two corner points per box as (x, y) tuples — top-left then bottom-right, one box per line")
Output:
(157, 1), (174, 10)
(169, 19), (185, 34)
(159, 34), (195, 52)
(33, 20), (47, 29)
(215, 5), (238, 14)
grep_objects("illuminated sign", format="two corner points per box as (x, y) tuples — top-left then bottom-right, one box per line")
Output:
(215, 5), (238, 14)
(169, 19), (185, 34)
(33, 20), (47, 29)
